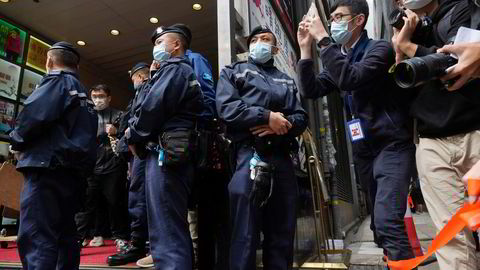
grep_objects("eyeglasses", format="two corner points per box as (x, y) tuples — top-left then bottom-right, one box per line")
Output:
(329, 13), (355, 23)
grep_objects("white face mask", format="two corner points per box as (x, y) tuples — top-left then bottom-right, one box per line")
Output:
(92, 97), (108, 111)
(403, 0), (433, 10)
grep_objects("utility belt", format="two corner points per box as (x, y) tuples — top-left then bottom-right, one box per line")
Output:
(145, 129), (197, 167)
(249, 135), (299, 158)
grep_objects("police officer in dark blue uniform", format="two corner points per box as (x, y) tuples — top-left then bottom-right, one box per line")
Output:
(171, 23), (231, 270)
(9, 41), (97, 270)
(125, 25), (204, 270)
(216, 26), (308, 270)
(107, 62), (151, 266)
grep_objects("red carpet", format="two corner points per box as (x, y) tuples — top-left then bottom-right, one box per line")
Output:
(0, 240), (138, 268)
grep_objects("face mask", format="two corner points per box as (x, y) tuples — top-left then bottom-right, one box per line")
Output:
(331, 16), (358, 45)
(153, 43), (171, 62)
(249, 42), (273, 64)
(92, 97), (108, 111)
(133, 82), (143, 91)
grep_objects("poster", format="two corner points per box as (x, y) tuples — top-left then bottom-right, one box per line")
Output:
(249, 0), (297, 79)
(21, 69), (43, 98)
(0, 19), (27, 65)
(0, 58), (20, 100)
(271, 0), (294, 41)
(26, 36), (50, 73)
(0, 100), (15, 134)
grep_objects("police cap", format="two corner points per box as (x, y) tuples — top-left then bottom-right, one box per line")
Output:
(48, 41), (80, 62)
(247, 25), (276, 46)
(129, 62), (149, 78)
(151, 25), (189, 45)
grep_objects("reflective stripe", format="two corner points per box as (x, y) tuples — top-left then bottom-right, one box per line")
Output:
(189, 80), (200, 87)
(272, 78), (294, 84)
(78, 93), (87, 98)
(69, 90), (78, 96)
(234, 69), (265, 79)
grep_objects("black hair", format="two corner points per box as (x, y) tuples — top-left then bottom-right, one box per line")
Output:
(47, 49), (79, 70)
(90, 84), (111, 97)
(330, 0), (369, 26)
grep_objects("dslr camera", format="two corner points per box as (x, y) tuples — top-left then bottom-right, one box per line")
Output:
(389, 8), (432, 41)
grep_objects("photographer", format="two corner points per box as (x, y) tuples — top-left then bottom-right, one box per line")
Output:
(392, 0), (480, 269)
(297, 0), (416, 262)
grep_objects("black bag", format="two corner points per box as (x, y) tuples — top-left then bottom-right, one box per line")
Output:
(161, 130), (195, 166)
(195, 130), (231, 170)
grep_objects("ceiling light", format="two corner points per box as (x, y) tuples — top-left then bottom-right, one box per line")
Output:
(0, 0), (10, 3)
(149, 17), (159, 24)
(76, 40), (86, 46)
(192, 3), (202, 11)
(110, 29), (120, 36)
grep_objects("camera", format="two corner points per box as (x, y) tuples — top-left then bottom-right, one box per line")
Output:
(394, 53), (458, 88)
(389, 8), (432, 41)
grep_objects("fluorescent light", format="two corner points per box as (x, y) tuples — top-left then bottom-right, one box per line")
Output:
(110, 29), (120, 36)
(0, 0), (11, 3)
(149, 17), (159, 24)
(192, 3), (202, 11)
(76, 40), (86, 46)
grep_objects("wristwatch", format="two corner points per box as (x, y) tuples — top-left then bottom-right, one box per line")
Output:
(317, 36), (333, 48)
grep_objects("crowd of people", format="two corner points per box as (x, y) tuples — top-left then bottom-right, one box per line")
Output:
(6, 0), (480, 269)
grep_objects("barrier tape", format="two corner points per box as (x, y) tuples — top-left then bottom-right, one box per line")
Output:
(388, 179), (480, 270)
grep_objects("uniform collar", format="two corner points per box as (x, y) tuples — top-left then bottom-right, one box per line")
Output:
(48, 69), (78, 77)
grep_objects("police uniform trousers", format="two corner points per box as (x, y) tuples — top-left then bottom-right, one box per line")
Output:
(144, 151), (194, 270)
(229, 143), (297, 270)
(353, 140), (415, 261)
(128, 156), (148, 244)
(17, 168), (82, 270)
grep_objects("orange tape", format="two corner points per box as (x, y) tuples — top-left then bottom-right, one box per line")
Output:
(387, 179), (480, 270)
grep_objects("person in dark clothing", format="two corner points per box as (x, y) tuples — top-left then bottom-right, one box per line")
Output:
(9, 41), (97, 270)
(216, 26), (308, 270)
(392, 0), (480, 268)
(297, 0), (416, 262)
(107, 63), (151, 266)
(75, 84), (129, 250)
(126, 24), (204, 270)
(172, 23), (231, 270)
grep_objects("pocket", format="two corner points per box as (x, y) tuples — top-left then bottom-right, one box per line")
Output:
(161, 130), (194, 167)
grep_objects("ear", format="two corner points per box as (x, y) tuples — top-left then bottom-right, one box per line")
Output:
(356, 14), (366, 27)
(107, 96), (112, 104)
(272, 46), (279, 55)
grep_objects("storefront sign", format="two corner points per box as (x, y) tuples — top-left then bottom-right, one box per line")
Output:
(21, 69), (43, 98)
(26, 36), (50, 73)
(249, 0), (297, 79)
(0, 19), (27, 65)
(0, 58), (20, 100)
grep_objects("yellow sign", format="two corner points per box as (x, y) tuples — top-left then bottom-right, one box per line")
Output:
(26, 36), (50, 73)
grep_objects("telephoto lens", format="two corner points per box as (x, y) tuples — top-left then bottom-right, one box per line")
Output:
(394, 53), (458, 88)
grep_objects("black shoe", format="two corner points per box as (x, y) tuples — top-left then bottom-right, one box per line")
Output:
(107, 243), (147, 266)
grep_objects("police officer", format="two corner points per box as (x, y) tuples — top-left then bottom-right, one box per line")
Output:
(125, 25), (204, 269)
(171, 23), (231, 270)
(107, 62), (150, 266)
(216, 26), (308, 270)
(9, 41), (97, 270)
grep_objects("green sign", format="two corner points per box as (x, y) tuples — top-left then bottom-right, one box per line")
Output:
(0, 19), (27, 65)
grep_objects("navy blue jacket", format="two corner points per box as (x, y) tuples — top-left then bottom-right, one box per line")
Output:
(10, 71), (98, 172)
(127, 57), (204, 144)
(216, 58), (308, 143)
(297, 31), (413, 154)
(185, 49), (216, 120)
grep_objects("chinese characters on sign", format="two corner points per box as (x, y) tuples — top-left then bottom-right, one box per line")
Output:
(21, 69), (43, 98)
(26, 36), (50, 73)
(0, 58), (20, 101)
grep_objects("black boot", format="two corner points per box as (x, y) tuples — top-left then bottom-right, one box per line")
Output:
(107, 241), (147, 266)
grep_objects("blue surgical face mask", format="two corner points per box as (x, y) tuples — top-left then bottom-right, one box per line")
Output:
(249, 42), (273, 64)
(331, 16), (357, 45)
(153, 43), (171, 62)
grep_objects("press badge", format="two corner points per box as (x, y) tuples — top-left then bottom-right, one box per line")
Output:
(347, 119), (365, 142)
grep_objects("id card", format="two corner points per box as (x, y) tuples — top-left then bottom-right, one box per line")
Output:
(347, 119), (365, 142)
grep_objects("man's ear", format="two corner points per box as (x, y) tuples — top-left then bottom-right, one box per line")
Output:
(356, 14), (366, 27)
(107, 96), (112, 104)
(272, 46), (279, 55)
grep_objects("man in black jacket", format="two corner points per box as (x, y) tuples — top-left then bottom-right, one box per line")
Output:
(393, 0), (480, 268)
(75, 84), (129, 250)
(297, 0), (416, 262)
(9, 41), (97, 270)
(216, 26), (308, 270)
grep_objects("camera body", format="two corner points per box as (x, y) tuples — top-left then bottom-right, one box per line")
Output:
(389, 8), (433, 41)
